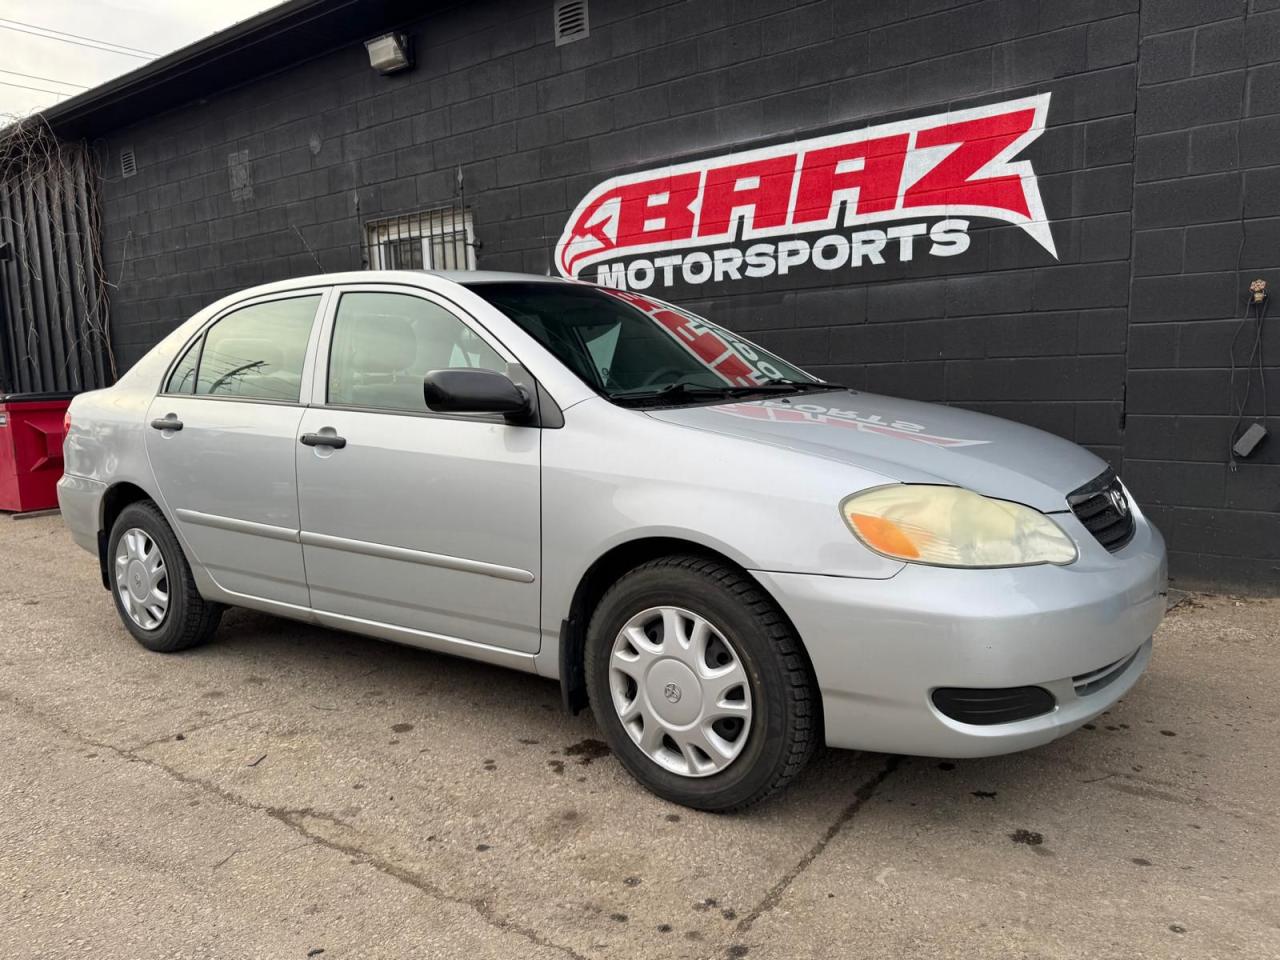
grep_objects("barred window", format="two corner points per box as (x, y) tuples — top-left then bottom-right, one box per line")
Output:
(363, 204), (475, 272)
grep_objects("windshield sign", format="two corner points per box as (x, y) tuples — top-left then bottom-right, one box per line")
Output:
(467, 282), (823, 406)
(601, 289), (792, 386)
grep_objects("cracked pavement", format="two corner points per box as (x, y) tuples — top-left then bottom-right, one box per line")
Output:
(1, 514), (1277, 959)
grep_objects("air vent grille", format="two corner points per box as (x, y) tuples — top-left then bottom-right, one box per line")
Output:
(120, 148), (137, 179)
(554, 0), (589, 46)
(1072, 649), (1139, 697)
(931, 686), (1056, 726)
(1068, 469), (1136, 553)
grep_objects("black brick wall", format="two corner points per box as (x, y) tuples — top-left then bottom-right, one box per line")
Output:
(96, 0), (1279, 591)
(1127, 0), (1280, 590)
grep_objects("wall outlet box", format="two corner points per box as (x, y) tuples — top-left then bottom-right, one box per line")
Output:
(1233, 422), (1268, 458)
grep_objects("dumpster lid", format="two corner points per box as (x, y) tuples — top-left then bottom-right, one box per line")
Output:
(0, 391), (78, 403)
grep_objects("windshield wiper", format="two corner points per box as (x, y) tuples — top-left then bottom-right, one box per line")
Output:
(612, 379), (841, 407)
(759, 378), (840, 392)
(611, 382), (740, 406)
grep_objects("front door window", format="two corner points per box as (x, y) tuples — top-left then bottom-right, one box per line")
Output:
(327, 291), (505, 414)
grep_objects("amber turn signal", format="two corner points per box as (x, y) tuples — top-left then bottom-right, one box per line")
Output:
(848, 513), (921, 559)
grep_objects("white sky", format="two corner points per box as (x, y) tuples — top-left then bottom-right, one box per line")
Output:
(0, 0), (284, 118)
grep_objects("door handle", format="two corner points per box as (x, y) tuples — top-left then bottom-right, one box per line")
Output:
(300, 432), (347, 449)
(150, 417), (183, 431)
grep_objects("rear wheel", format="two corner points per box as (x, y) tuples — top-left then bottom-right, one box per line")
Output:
(108, 501), (222, 652)
(585, 555), (818, 811)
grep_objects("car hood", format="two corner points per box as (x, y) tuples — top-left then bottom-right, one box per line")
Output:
(644, 389), (1108, 512)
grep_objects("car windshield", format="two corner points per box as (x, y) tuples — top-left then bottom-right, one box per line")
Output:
(465, 282), (825, 406)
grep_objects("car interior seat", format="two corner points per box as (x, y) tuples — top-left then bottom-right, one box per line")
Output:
(346, 315), (424, 410)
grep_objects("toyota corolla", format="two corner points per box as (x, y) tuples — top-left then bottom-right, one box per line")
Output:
(59, 271), (1167, 810)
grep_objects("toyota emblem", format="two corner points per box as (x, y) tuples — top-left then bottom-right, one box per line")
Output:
(1108, 488), (1129, 516)
(663, 682), (682, 704)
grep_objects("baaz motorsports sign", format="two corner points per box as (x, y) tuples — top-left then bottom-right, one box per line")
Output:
(554, 95), (1057, 290)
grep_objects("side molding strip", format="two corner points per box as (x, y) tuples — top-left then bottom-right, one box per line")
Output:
(299, 530), (536, 583)
(175, 509), (300, 542)
(312, 608), (539, 673)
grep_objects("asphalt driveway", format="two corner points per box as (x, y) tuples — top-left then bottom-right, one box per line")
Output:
(1, 513), (1276, 959)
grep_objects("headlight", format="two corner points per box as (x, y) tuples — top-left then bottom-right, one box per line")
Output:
(840, 485), (1077, 568)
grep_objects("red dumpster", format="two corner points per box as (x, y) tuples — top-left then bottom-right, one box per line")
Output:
(0, 392), (76, 512)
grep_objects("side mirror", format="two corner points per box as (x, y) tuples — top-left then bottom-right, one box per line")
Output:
(423, 368), (533, 420)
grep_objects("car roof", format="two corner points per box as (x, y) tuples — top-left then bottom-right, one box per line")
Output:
(210, 270), (571, 307)
(429, 270), (565, 284)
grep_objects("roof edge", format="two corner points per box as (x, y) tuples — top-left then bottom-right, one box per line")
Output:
(39, 0), (367, 139)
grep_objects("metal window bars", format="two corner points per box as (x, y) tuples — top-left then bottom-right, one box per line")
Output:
(362, 201), (476, 273)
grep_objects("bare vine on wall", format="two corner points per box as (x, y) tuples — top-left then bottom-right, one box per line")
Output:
(0, 113), (116, 393)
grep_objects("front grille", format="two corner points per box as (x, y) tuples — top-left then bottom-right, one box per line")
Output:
(1068, 469), (1135, 552)
(1072, 649), (1139, 697)
(931, 686), (1056, 725)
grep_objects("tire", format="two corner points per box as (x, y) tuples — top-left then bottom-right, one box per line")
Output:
(108, 500), (223, 653)
(584, 555), (818, 812)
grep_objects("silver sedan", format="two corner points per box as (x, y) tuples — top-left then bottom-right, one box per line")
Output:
(59, 271), (1167, 810)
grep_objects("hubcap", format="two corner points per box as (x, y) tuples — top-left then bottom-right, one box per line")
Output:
(114, 528), (169, 631)
(608, 605), (752, 778)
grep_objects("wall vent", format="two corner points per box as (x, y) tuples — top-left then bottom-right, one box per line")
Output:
(120, 147), (137, 179)
(554, 0), (588, 46)
(227, 149), (253, 202)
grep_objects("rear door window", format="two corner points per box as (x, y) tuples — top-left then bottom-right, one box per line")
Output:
(193, 296), (321, 402)
(165, 337), (201, 394)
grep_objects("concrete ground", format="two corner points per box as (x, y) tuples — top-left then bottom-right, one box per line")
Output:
(1, 514), (1276, 960)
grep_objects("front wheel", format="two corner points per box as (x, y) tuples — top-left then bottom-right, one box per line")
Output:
(108, 501), (222, 652)
(584, 556), (819, 811)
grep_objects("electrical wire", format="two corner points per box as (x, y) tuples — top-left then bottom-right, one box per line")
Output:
(0, 79), (79, 97)
(1227, 296), (1270, 470)
(1249, 300), (1269, 428)
(0, 21), (155, 59)
(0, 17), (157, 56)
(1226, 298), (1253, 468)
(0, 69), (87, 89)
(1257, 299), (1272, 423)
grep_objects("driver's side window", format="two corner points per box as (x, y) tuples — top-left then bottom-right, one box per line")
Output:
(327, 291), (505, 413)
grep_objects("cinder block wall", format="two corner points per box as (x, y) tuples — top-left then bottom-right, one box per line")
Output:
(1124, 0), (1280, 587)
(96, 0), (1280, 590)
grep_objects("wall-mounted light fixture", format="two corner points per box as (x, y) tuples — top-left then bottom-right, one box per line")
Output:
(364, 32), (413, 75)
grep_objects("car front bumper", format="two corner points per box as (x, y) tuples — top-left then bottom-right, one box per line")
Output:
(752, 515), (1168, 758)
